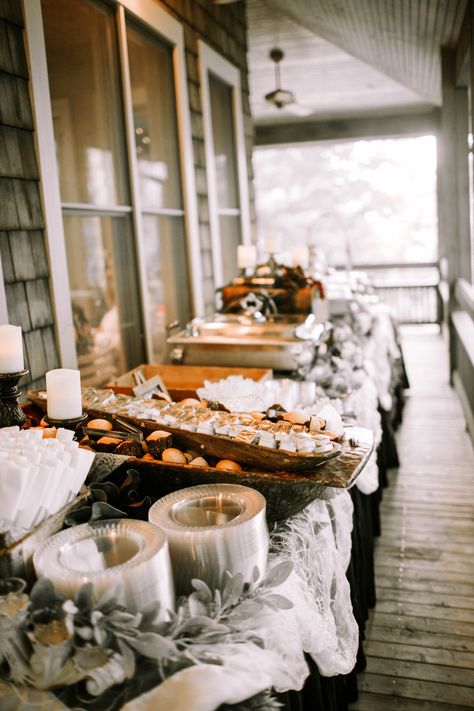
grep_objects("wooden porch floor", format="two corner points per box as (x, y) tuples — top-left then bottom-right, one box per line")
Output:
(350, 328), (474, 710)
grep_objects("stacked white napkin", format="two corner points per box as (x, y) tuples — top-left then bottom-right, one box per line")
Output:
(0, 426), (95, 532)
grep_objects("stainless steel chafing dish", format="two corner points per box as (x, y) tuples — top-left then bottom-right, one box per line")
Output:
(166, 314), (326, 371)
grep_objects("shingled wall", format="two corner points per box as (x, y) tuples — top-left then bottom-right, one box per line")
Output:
(0, 0), (59, 388)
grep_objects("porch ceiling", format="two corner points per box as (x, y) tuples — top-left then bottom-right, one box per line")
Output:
(247, 0), (467, 126)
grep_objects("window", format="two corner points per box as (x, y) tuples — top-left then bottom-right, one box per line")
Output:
(126, 19), (192, 360)
(198, 41), (252, 288)
(25, 0), (203, 383)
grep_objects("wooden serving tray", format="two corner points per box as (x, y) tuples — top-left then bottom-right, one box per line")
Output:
(88, 426), (374, 523)
(86, 408), (342, 472)
(105, 363), (273, 400)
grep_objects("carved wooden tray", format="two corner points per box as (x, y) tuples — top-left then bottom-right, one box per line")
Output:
(86, 408), (342, 472)
(88, 426), (374, 523)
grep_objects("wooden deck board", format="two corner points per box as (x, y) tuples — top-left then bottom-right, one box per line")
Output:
(350, 691), (471, 710)
(349, 330), (474, 710)
(374, 599), (474, 624)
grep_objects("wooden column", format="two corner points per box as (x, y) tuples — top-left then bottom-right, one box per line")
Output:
(438, 49), (469, 290)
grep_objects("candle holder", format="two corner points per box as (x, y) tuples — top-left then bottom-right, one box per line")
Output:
(43, 412), (88, 432)
(0, 369), (29, 428)
(266, 252), (278, 275)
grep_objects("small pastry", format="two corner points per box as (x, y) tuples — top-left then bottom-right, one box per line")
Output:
(310, 416), (326, 432)
(265, 404), (286, 421)
(87, 418), (113, 431)
(42, 427), (57, 439)
(95, 436), (122, 452)
(197, 421), (215, 435)
(114, 439), (143, 458)
(177, 415), (197, 432)
(180, 397), (202, 407)
(258, 434), (276, 449)
(186, 450), (200, 460)
(189, 456), (209, 467)
(146, 430), (173, 457)
(282, 411), (308, 426)
(161, 447), (187, 464)
(142, 452), (155, 461)
(234, 429), (258, 445)
(279, 440), (297, 453)
(215, 459), (242, 471)
(79, 435), (96, 449)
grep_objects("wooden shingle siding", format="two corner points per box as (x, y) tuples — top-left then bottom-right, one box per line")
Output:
(0, 230), (14, 282)
(42, 326), (59, 371)
(0, 0), (24, 27)
(24, 328), (48, 381)
(0, 3), (59, 389)
(0, 126), (38, 179)
(0, 178), (43, 230)
(25, 279), (53, 330)
(5, 281), (31, 332)
(0, 19), (28, 77)
(0, 73), (33, 129)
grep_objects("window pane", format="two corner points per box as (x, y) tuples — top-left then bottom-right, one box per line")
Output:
(42, 0), (129, 206)
(219, 215), (241, 284)
(142, 215), (192, 361)
(209, 75), (239, 209)
(64, 215), (144, 385)
(127, 21), (183, 211)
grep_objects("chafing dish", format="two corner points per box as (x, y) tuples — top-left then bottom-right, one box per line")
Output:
(167, 314), (325, 371)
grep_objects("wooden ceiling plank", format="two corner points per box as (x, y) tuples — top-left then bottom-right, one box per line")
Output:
(247, 0), (469, 124)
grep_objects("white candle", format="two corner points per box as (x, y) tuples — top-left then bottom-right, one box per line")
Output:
(0, 325), (24, 373)
(237, 244), (257, 269)
(264, 233), (281, 254)
(291, 246), (309, 269)
(46, 369), (82, 420)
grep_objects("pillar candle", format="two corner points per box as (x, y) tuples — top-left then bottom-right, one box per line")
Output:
(46, 369), (82, 420)
(237, 244), (257, 269)
(0, 325), (24, 373)
(264, 233), (281, 254)
(291, 246), (309, 269)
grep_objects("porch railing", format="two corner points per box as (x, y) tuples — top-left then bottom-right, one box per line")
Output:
(339, 262), (441, 324)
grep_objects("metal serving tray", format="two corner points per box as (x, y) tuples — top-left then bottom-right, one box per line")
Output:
(167, 314), (325, 371)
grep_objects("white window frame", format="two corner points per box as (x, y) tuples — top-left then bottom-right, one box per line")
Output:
(198, 40), (252, 288)
(22, 0), (204, 367)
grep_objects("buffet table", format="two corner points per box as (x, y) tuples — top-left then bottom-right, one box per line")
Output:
(0, 299), (405, 711)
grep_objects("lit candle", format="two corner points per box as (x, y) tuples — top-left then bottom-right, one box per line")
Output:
(46, 369), (82, 420)
(291, 246), (309, 269)
(237, 244), (257, 270)
(0, 325), (24, 373)
(264, 233), (281, 254)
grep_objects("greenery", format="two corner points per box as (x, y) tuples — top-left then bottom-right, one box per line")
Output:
(1, 562), (294, 710)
